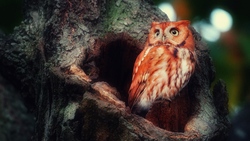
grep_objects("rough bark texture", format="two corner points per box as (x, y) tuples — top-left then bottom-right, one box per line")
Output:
(0, 0), (229, 140)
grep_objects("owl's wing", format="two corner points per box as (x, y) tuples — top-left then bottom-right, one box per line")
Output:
(128, 71), (148, 109)
(128, 51), (151, 111)
(128, 47), (153, 114)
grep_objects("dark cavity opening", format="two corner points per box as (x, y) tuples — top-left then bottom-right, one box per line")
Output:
(94, 34), (142, 103)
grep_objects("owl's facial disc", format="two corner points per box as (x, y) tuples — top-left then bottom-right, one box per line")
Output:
(154, 29), (160, 37)
(169, 28), (179, 36)
(161, 27), (181, 45)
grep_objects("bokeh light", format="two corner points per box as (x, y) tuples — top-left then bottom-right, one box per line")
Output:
(193, 21), (220, 42)
(158, 3), (177, 21)
(210, 8), (233, 32)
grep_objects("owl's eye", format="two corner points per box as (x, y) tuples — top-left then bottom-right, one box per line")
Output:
(170, 28), (179, 36)
(154, 29), (160, 37)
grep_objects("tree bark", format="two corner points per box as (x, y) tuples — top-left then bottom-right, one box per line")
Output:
(0, 0), (229, 140)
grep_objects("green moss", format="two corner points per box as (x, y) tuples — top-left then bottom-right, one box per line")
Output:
(102, 0), (136, 33)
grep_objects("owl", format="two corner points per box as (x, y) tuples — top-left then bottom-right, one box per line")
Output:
(128, 20), (196, 116)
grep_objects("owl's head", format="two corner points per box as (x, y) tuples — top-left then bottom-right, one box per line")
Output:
(147, 20), (194, 50)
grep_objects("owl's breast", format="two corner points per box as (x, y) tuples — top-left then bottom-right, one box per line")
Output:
(147, 45), (167, 59)
(130, 44), (195, 110)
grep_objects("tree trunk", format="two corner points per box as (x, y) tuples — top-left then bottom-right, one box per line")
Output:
(0, 0), (229, 140)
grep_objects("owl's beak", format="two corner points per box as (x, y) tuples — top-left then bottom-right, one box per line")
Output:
(162, 35), (166, 42)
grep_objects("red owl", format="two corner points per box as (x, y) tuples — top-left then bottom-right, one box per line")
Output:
(128, 20), (196, 116)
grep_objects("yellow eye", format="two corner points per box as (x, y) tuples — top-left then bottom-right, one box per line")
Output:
(170, 28), (179, 36)
(154, 29), (160, 37)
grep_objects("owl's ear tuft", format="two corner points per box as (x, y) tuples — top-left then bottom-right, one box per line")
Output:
(179, 20), (190, 25)
(151, 22), (160, 27)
